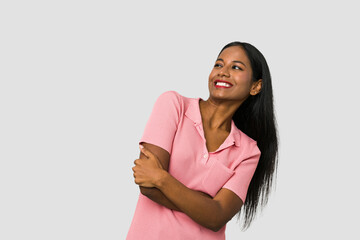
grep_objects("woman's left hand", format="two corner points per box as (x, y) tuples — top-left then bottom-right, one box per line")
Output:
(132, 145), (165, 188)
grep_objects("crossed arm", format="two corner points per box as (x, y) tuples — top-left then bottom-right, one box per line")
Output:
(132, 142), (243, 232)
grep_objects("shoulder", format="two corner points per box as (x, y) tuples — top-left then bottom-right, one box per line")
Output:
(152, 91), (193, 120)
(236, 129), (261, 157)
(157, 90), (182, 103)
(155, 91), (183, 108)
(155, 90), (195, 110)
(158, 90), (180, 98)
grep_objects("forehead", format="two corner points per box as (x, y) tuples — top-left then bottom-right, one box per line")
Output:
(218, 46), (250, 63)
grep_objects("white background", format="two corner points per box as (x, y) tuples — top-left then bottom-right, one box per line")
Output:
(1, 0), (359, 239)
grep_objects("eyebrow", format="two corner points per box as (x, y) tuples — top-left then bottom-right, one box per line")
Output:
(217, 58), (247, 68)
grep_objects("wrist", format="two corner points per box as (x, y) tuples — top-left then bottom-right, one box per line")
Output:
(154, 169), (169, 189)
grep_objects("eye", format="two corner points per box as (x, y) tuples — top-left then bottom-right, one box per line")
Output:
(232, 65), (243, 70)
(214, 63), (222, 68)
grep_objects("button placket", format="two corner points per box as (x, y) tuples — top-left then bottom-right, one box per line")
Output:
(201, 143), (210, 164)
(201, 151), (209, 164)
(194, 121), (210, 164)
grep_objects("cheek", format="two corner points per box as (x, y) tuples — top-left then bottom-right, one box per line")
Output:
(208, 71), (215, 81)
(208, 68), (219, 79)
(241, 80), (254, 93)
(234, 76), (254, 94)
(236, 73), (253, 85)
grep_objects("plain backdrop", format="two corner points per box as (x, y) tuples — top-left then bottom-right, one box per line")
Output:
(1, 0), (359, 239)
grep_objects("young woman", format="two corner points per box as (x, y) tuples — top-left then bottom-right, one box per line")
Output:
(127, 41), (278, 239)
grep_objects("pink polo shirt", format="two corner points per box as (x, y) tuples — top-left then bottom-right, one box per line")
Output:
(127, 91), (260, 240)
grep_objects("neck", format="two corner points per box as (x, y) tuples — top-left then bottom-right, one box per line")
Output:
(199, 98), (242, 132)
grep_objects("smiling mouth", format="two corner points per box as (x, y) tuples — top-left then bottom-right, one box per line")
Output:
(214, 80), (233, 88)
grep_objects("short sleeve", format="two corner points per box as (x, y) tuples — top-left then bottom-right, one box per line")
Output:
(139, 91), (182, 154)
(222, 143), (261, 202)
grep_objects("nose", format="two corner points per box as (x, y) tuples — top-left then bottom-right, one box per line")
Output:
(218, 66), (230, 77)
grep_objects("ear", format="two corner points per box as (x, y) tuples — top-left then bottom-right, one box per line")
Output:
(250, 79), (262, 96)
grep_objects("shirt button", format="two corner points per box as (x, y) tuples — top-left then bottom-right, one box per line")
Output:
(203, 154), (208, 158)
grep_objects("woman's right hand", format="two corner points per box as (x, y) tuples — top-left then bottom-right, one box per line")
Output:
(132, 145), (166, 188)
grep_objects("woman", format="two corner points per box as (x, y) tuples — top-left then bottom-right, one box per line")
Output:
(127, 41), (278, 239)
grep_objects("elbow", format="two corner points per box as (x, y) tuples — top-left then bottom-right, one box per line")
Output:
(206, 215), (226, 232)
(140, 186), (155, 198)
(206, 204), (227, 232)
(208, 223), (225, 232)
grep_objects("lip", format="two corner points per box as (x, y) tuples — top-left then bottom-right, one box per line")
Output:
(214, 80), (233, 88)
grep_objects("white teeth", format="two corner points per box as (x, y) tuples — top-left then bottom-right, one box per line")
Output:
(216, 82), (231, 87)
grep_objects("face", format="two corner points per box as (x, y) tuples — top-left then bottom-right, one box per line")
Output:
(208, 46), (261, 103)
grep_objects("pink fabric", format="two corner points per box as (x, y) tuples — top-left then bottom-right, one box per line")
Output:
(127, 91), (261, 240)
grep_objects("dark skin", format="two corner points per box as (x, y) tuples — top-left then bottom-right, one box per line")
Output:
(132, 46), (262, 232)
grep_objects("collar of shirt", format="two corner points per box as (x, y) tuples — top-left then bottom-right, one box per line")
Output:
(185, 97), (242, 151)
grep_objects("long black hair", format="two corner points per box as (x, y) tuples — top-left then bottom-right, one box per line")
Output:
(219, 41), (279, 230)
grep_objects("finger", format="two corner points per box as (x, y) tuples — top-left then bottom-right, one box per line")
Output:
(139, 145), (149, 158)
(134, 178), (141, 185)
(139, 144), (154, 158)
